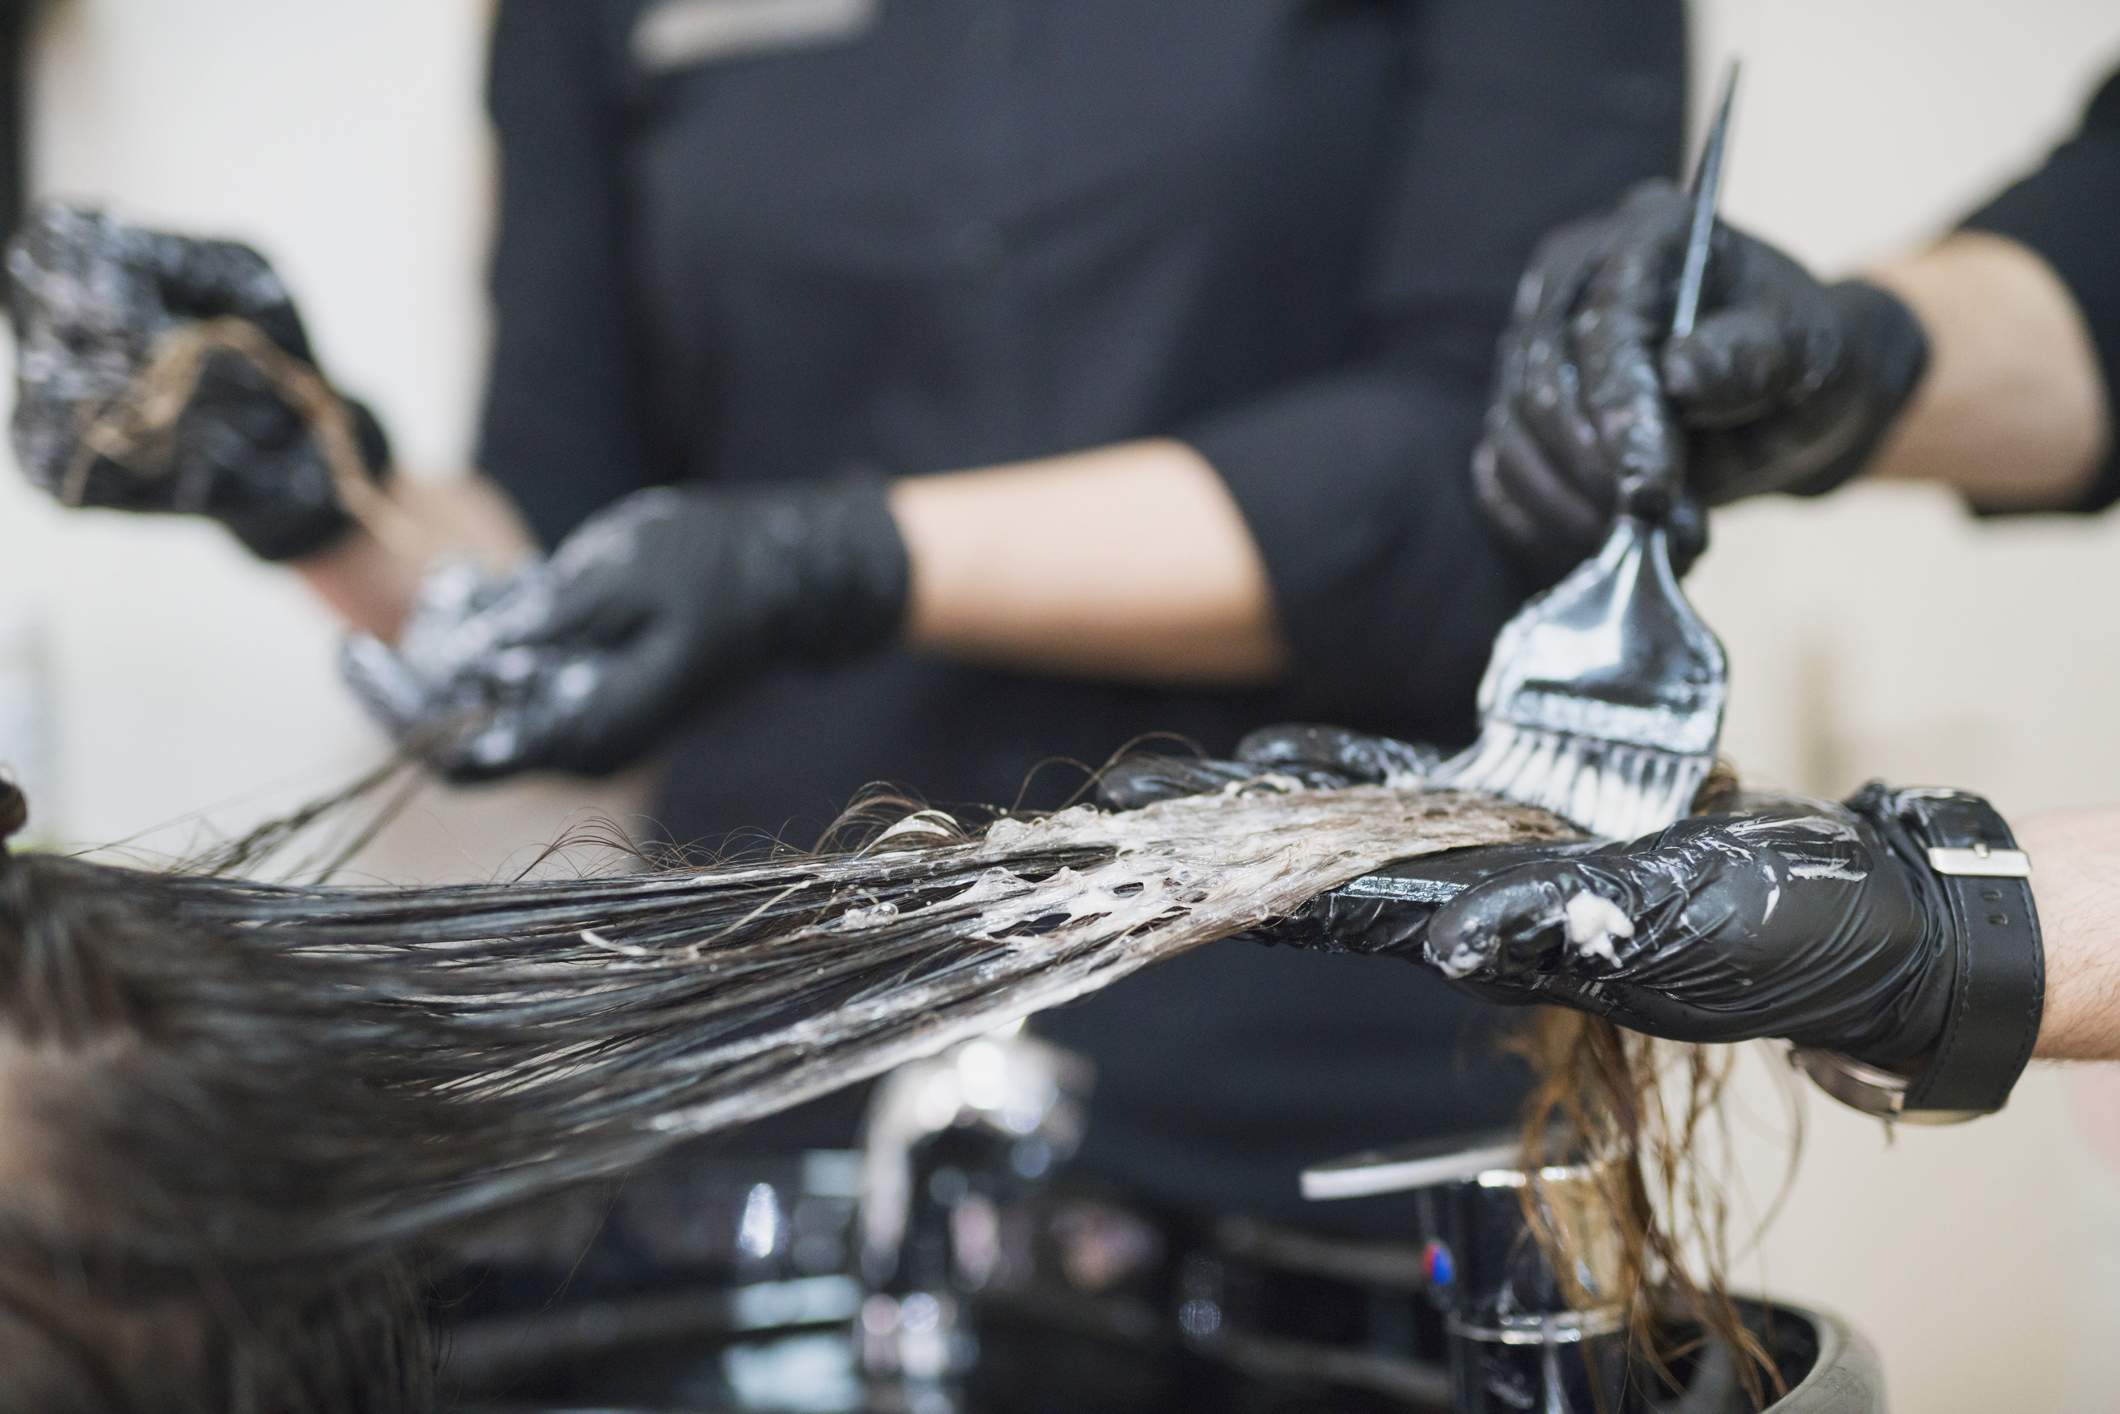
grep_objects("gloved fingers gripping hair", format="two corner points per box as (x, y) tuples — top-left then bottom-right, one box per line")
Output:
(1234, 721), (1444, 785)
(133, 226), (315, 361)
(339, 478), (910, 780)
(7, 199), (393, 561)
(1094, 723), (1443, 810)
(341, 641), (623, 783)
(338, 562), (547, 779)
(1422, 789), (1958, 1064)
(1093, 753), (1264, 811)
(1096, 724), (1586, 956)
(1257, 837), (1605, 967)
(339, 559), (618, 780)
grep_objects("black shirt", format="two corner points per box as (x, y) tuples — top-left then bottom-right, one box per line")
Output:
(478, 0), (1687, 1224)
(1964, 61), (2120, 512)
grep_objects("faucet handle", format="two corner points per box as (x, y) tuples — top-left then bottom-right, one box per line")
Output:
(1299, 1130), (1525, 1203)
(1301, 1129), (1628, 1328)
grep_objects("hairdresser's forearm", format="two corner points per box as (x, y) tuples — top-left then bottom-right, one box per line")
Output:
(1863, 233), (2112, 510)
(890, 440), (1288, 684)
(293, 474), (537, 642)
(294, 529), (420, 639)
(2017, 809), (2120, 1061)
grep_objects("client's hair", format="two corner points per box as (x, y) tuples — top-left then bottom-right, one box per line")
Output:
(0, 772), (1567, 1412)
(0, 819), (435, 1412)
(1515, 763), (1792, 1408)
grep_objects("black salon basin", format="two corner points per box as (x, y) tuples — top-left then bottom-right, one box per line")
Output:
(445, 1293), (1883, 1414)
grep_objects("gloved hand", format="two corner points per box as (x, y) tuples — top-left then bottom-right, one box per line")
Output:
(1098, 724), (1596, 957)
(8, 201), (391, 561)
(1096, 723), (1445, 809)
(341, 477), (909, 779)
(1422, 784), (1963, 1065)
(1476, 180), (1930, 578)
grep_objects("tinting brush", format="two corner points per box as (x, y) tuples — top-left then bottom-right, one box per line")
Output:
(1437, 65), (1739, 841)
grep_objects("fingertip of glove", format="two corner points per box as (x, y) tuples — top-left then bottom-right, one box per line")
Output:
(338, 633), (425, 724)
(337, 630), (390, 679)
(455, 718), (530, 780)
(1429, 860), (1631, 982)
(1611, 177), (1686, 225)
(1091, 763), (1161, 811)
(1659, 334), (1713, 401)
(1094, 754), (1242, 810)
(1424, 879), (1517, 981)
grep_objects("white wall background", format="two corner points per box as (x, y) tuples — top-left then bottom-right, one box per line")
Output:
(0, 0), (645, 878)
(1689, 6), (2120, 1411)
(1, 2), (2117, 1407)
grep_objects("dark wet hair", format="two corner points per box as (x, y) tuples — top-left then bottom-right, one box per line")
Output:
(0, 770), (1561, 1410)
(0, 770), (1771, 1410)
(0, 778), (436, 1412)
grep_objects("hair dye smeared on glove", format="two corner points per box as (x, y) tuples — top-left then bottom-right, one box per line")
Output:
(8, 201), (395, 560)
(340, 476), (910, 778)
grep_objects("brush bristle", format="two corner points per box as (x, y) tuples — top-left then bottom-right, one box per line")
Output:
(1441, 722), (1707, 841)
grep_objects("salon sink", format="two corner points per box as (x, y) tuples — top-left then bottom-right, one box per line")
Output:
(1660, 1299), (1885, 1414)
(435, 1107), (1884, 1414)
(444, 1292), (1882, 1414)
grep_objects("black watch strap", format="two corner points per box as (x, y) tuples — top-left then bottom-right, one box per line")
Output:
(1885, 788), (2044, 1117)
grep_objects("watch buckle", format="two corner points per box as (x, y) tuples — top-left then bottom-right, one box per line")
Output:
(1789, 1046), (1906, 1118)
(1788, 1047), (1988, 1126)
(1925, 843), (2032, 878)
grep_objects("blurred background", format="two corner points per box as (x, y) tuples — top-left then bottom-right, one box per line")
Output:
(0, 2), (2115, 1408)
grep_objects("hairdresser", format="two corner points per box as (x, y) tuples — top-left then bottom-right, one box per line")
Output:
(1095, 66), (2120, 1126)
(1370, 66), (2120, 1119)
(9, 3), (1687, 1228)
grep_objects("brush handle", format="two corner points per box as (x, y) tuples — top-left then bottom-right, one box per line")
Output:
(1639, 62), (1738, 521)
(1670, 62), (1739, 341)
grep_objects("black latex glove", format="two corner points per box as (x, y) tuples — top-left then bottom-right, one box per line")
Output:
(8, 201), (390, 561)
(1475, 180), (1930, 579)
(1098, 724), (1595, 957)
(1420, 783), (1961, 1065)
(341, 478), (909, 779)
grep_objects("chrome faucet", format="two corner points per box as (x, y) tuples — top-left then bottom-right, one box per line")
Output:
(1303, 1131), (1630, 1414)
(854, 1026), (1092, 1387)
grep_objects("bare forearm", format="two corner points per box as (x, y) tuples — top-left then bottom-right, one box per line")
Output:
(1864, 232), (2112, 510)
(2020, 809), (2120, 1061)
(318, 445), (1289, 695)
(295, 527), (424, 640)
(890, 439), (1287, 685)
(291, 475), (536, 642)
